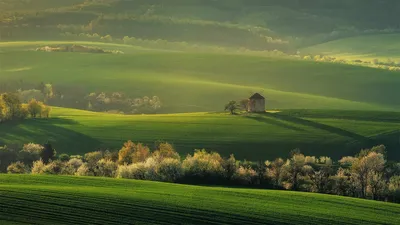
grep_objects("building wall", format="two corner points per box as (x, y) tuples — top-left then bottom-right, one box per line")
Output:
(248, 99), (265, 112)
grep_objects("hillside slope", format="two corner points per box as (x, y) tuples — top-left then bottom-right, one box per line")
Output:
(302, 34), (400, 61)
(0, 175), (399, 225)
(2, 0), (400, 49)
(1, 41), (400, 113)
(1, 107), (400, 160)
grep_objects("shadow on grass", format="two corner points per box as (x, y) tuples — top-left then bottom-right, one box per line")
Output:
(372, 130), (400, 159)
(244, 114), (306, 132)
(269, 113), (369, 142)
(0, 118), (103, 155)
(279, 109), (400, 123)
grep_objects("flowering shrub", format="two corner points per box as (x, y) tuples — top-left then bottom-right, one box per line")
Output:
(96, 159), (118, 177)
(233, 166), (258, 185)
(31, 160), (46, 175)
(7, 162), (27, 174)
(182, 150), (225, 181)
(157, 158), (183, 182)
(76, 163), (93, 176)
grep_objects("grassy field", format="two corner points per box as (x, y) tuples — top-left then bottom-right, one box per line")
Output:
(0, 175), (399, 225)
(1, 107), (400, 160)
(302, 34), (400, 61)
(2, 41), (400, 160)
(2, 0), (400, 47)
(1, 41), (400, 113)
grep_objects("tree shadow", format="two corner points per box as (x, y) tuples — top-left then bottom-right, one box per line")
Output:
(0, 118), (103, 155)
(42, 117), (80, 125)
(269, 113), (369, 142)
(371, 130), (400, 159)
(244, 114), (306, 132)
(279, 109), (400, 123)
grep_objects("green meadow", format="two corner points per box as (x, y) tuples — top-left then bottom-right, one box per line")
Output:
(1, 41), (400, 113)
(2, 1), (400, 224)
(0, 175), (399, 225)
(2, 41), (400, 160)
(1, 107), (400, 160)
(302, 34), (400, 61)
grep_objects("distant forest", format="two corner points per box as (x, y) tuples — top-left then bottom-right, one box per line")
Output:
(1, 0), (400, 51)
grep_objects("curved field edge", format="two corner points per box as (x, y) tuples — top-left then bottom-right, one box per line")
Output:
(2, 107), (400, 160)
(1, 41), (399, 112)
(0, 41), (158, 53)
(301, 34), (400, 61)
(0, 175), (399, 225)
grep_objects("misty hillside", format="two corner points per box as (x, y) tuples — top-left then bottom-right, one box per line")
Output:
(1, 0), (400, 51)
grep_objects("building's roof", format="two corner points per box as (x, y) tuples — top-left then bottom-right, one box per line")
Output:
(249, 93), (265, 100)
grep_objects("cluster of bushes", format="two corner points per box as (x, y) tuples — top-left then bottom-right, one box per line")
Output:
(2, 141), (400, 203)
(35, 44), (124, 54)
(371, 58), (400, 71)
(60, 32), (292, 56)
(4, 0), (400, 51)
(15, 82), (55, 103)
(2, 81), (162, 115)
(85, 92), (162, 114)
(58, 32), (400, 72)
(13, 83), (76, 111)
(0, 142), (56, 173)
(0, 92), (51, 123)
(302, 55), (400, 72)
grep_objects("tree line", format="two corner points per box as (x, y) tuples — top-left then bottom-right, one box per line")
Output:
(1, 141), (399, 203)
(3, 0), (400, 49)
(0, 92), (51, 123)
(1, 82), (163, 115)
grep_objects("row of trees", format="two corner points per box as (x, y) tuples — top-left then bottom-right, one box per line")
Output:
(60, 31), (400, 73)
(0, 142), (56, 172)
(60, 32), (290, 56)
(3, 81), (162, 115)
(4, 0), (400, 51)
(85, 92), (162, 114)
(302, 55), (400, 72)
(2, 141), (400, 203)
(0, 92), (51, 122)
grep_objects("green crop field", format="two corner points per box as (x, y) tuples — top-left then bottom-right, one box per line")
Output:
(2, 2), (400, 224)
(2, 41), (400, 160)
(1, 107), (400, 160)
(0, 175), (399, 225)
(302, 34), (400, 61)
(1, 41), (400, 113)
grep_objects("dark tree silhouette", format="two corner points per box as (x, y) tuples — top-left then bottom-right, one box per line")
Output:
(41, 142), (56, 163)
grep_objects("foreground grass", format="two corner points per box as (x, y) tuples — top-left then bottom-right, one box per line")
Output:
(1, 107), (400, 160)
(302, 34), (400, 61)
(0, 175), (399, 225)
(1, 41), (399, 112)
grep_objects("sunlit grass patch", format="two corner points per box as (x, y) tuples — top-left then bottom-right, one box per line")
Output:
(0, 175), (399, 225)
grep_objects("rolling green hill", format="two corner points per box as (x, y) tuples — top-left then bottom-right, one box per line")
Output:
(1, 41), (400, 113)
(2, 0), (400, 50)
(0, 175), (399, 225)
(2, 41), (400, 160)
(2, 2), (400, 223)
(302, 34), (400, 61)
(1, 107), (400, 160)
